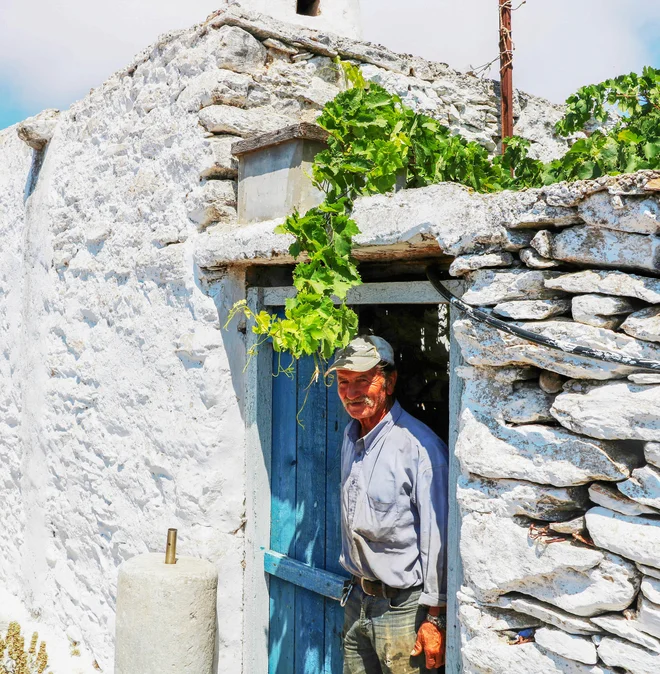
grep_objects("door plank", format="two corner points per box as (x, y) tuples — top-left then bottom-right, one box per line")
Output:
(295, 356), (328, 674)
(264, 550), (347, 600)
(269, 347), (298, 674)
(325, 379), (349, 674)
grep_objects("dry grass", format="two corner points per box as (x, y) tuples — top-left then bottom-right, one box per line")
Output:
(0, 622), (52, 674)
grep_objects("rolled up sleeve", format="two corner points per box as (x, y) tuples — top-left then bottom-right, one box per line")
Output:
(416, 460), (449, 607)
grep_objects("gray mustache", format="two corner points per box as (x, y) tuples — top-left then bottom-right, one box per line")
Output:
(343, 397), (376, 408)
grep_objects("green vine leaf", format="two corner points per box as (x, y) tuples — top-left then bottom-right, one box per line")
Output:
(227, 62), (660, 365)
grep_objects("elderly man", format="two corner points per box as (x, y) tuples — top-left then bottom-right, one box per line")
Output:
(329, 335), (449, 674)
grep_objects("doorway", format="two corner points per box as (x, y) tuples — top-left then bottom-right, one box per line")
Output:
(264, 299), (451, 673)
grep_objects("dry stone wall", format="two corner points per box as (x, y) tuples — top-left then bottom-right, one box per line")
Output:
(447, 172), (660, 674)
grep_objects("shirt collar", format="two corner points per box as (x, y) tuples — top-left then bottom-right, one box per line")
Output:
(348, 400), (403, 453)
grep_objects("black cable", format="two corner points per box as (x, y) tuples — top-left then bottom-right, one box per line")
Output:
(426, 265), (660, 372)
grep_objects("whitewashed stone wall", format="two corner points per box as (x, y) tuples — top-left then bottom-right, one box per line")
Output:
(0, 6), (567, 673)
(446, 173), (660, 674)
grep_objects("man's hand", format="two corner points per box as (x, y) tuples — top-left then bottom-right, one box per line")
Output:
(411, 608), (446, 670)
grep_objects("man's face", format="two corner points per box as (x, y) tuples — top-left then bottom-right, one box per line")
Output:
(336, 366), (397, 421)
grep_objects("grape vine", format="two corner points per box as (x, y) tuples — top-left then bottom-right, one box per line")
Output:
(228, 63), (660, 365)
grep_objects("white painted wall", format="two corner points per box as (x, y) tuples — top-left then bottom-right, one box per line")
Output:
(234, 0), (363, 38)
(0, 32), (249, 672)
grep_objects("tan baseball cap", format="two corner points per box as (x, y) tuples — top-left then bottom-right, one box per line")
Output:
(328, 335), (395, 373)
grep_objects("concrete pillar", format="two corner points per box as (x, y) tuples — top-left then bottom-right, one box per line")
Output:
(234, 0), (363, 39)
(114, 554), (218, 674)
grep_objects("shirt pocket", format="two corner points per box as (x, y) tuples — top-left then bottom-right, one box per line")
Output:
(354, 493), (400, 543)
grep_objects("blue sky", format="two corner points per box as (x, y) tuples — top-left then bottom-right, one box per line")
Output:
(1, 0), (660, 130)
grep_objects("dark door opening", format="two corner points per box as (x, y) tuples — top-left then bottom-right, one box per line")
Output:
(297, 0), (322, 17)
(357, 303), (451, 442)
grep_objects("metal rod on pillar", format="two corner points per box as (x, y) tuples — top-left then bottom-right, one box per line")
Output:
(499, 0), (514, 152)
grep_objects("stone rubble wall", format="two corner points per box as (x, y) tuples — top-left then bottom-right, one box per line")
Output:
(0, 6), (567, 673)
(446, 172), (660, 674)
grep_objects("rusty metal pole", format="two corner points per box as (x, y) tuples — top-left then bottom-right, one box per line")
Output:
(499, 0), (514, 152)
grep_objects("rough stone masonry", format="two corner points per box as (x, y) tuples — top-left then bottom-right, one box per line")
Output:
(1, 3), (659, 674)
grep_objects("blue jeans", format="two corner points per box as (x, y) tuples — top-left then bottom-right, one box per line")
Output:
(343, 585), (437, 674)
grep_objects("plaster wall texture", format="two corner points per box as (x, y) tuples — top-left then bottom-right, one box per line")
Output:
(0, 5), (623, 674)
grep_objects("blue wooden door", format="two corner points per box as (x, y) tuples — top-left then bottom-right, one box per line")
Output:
(267, 350), (350, 674)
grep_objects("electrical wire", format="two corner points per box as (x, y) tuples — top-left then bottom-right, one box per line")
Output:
(425, 265), (660, 372)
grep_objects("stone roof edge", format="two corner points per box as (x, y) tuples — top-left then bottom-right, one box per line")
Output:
(207, 6), (563, 112)
(194, 170), (660, 269)
(27, 4), (562, 131)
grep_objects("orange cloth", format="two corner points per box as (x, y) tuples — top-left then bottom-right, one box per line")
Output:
(410, 620), (446, 670)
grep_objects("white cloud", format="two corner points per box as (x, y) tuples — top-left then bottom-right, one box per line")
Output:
(0, 0), (226, 108)
(0, 0), (659, 114)
(361, 0), (660, 103)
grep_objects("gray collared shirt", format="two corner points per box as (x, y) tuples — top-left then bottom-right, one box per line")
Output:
(339, 400), (449, 607)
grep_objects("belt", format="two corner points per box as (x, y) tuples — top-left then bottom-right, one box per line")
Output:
(353, 576), (399, 599)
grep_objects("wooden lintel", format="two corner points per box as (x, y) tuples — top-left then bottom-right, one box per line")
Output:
(232, 122), (330, 157)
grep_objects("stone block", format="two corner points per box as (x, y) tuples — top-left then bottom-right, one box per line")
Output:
(461, 513), (640, 615)
(198, 104), (291, 136)
(549, 516), (586, 537)
(503, 229), (535, 251)
(638, 563), (660, 580)
(578, 192), (660, 235)
(464, 632), (616, 674)
(550, 225), (660, 274)
(637, 596), (660, 639)
(178, 70), (252, 112)
(211, 26), (267, 73)
(462, 269), (565, 306)
(459, 603), (542, 635)
(571, 293), (637, 330)
(618, 464), (660, 509)
(646, 442), (660, 469)
(186, 180), (237, 227)
(530, 229), (554, 258)
(591, 614), (660, 653)
(585, 507), (660, 568)
(16, 108), (60, 149)
(493, 299), (571, 320)
(497, 595), (600, 635)
(597, 636), (659, 674)
(457, 475), (589, 521)
(458, 398), (635, 487)
(501, 382), (556, 424)
(520, 247), (561, 269)
(629, 373), (660, 384)
(552, 381), (660, 441)
(622, 306), (660, 343)
(201, 136), (241, 179)
(545, 269), (660, 304)
(642, 577), (660, 605)
(448, 252), (513, 277)
(534, 627), (598, 665)
(455, 318), (660, 380)
(588, 483), (659, 517)
(539, 370), (564, 394)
